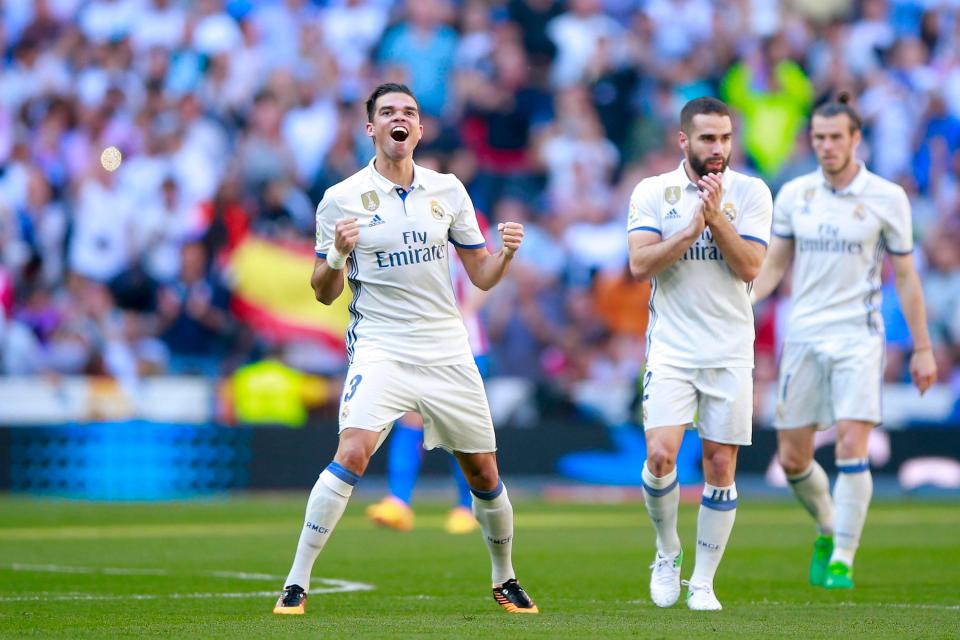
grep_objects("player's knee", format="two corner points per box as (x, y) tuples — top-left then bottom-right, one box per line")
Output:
(465, 467), (499, 492)
(835, 422), (871, 459)
(778, 450), (810, 477)
(703, 448), (736, 481)
(834, 436), (858, 460)
(334, 447), (372, 476)
(646, 447), (677, 476)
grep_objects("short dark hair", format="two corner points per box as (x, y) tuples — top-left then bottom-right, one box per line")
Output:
(680, 96), (731, 133)
(365, 83), (419, 122)
(811, 92), (862, 132)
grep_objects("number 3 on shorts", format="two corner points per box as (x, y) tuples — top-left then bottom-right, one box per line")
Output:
(344, 374), (363, 402)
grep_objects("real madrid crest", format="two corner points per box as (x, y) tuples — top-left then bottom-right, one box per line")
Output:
(722, 202), (737, 221)
(340, 405), (350, 421)
(361, 190), (380, 212)
(664, 186), (681, 205)
(853, 203), (866, 220)
(430, 199), (445, 220)
(804, 188), (816, 203)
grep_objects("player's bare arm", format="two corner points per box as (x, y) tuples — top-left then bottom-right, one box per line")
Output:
(890, 252), (938, 394)
(698, 173), (766, 282)
(455, 221), (523, 291)
(312, 217), (359, 305)
(627, 210), (704, 281)
(750, 235), (794, 303)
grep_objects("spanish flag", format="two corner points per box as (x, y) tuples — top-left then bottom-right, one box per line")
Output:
(226, 235), (351, 351)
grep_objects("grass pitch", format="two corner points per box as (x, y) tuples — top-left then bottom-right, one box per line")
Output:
(0, 493), (957, 639)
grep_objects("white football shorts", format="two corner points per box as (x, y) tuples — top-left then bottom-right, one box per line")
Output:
(774, 336), (884, 430)
(337, 360), (496, 453)
(642, 365), (754, 445)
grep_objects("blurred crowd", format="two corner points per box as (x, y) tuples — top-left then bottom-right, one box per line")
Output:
(0, 0), (958, 412)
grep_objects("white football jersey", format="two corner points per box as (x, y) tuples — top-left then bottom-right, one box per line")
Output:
(773, 164), (913, 342)
(628, 162), (773, 368)
(315, 159), (486, 366)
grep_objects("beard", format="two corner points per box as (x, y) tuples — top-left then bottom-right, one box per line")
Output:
(820, 152), (853, 176)
(687, 151), (729, 179)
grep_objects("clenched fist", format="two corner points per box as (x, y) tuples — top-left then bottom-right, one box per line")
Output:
(334, 217), (360, 254)
(498, 221), (524, 257)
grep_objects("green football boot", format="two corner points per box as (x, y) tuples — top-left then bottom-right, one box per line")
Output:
(823, 561), (854, 590)
(809, 535), (833, 586)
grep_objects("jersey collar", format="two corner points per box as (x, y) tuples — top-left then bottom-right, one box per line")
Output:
(819, 161), (869, 196)
(368, 157), (428, 194)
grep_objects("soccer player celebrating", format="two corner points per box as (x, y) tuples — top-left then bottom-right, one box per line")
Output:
(627, 97), (772, 611)
(273, 83), (537, 615)
(751, 95), (937, 589)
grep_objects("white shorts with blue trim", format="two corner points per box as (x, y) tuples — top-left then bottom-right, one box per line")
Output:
(337, 360), (496, 453)
(773, 337), (884, 430)
(641, 365), (753, 446)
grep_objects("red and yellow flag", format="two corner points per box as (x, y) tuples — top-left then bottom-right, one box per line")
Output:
(226, 235), (351, 351)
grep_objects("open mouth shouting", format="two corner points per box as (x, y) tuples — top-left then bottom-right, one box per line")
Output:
(390, 126), (409, 142)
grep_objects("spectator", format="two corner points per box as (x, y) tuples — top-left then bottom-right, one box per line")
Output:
(155, 241), (232, 376)
(378, 0), (459, 116)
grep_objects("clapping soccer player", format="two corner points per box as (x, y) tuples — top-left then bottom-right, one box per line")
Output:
(273, 83), (537, 615)
(751, 95), (937, 589)
(627, 97), (772, 611)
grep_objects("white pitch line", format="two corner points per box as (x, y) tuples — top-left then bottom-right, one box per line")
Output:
(10, 563), (170, 576)
(623, 598), (959, 611)
(9, 563), (275, 580)
(0, 591), (282, 602)
(748, 600), (960, 611)
(0, 563), (374, 600)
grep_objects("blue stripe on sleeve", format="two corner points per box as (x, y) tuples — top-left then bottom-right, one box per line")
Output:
(772, 231), (794, 239)
(316, 251), (327, 258)
(740, 234), (768, 247)
(629, 226), (662, 235)
(449, 237), (486, 249)
(886, 247), (913, 256)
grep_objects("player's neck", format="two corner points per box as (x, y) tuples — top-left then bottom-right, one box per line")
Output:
(823, 160), (860, 193)
(682, 161), (701, 184)
(373, 155), (415, 190)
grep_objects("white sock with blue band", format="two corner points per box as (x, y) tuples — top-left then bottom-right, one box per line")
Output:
(690, 482), (738, 587)
(787, 460), (835, 537)
(284, 462), (360, 591)
(831, 458), (872, 567)
(642, 463), (682, 557)
(472, 480), (516, 585)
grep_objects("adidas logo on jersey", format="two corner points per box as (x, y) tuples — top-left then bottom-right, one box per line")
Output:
(368, 214), (385, 227)
(665, 208), (680, 220)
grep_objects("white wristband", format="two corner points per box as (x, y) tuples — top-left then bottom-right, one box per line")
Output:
(326, 246), (347, 270)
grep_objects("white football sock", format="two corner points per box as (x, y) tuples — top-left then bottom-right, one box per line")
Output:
(831, 458), (872, 567)
(786, 460), (835, 537)
(690, 483), (738, 587)
(641, 463), (682, 556)
(472, 480), (516, 586)
(284, 463), (359, 591)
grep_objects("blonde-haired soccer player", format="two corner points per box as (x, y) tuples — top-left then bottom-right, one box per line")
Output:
(751, 95), (937, 589)
(628, 97), (772, 611)
(273, 83), (537, 615)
